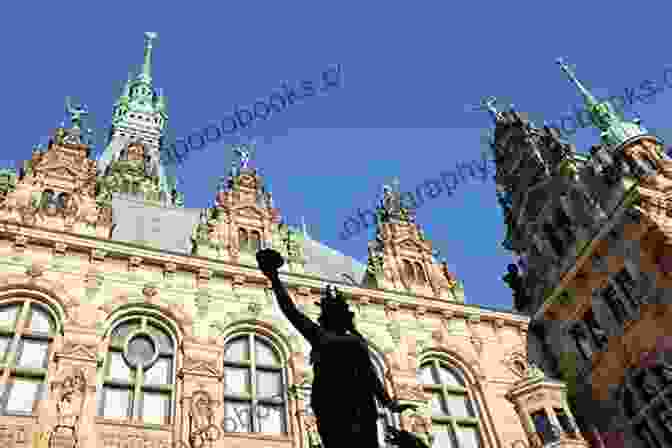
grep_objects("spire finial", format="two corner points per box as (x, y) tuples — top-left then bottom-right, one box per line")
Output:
(141, 32), (158, 81)
(556, 57), (598, 108)
(474, 96), (502, 124)
(64, 96), (89, 130)
(557, 57), (648, 146)
(231, 141), (256, 169)
(301, 216), (309, 237)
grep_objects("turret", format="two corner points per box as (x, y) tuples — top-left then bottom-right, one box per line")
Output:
(361, 178), (464, 301)
(96, 33), (180, 207)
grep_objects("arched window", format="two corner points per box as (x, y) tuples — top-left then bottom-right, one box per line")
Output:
(622, 359), (672, 446)
(0, 300), (56, 415)
(250, 231), (261, 253)
(98, 316), (176, 425)
(371, 350), (397, 447)
(418, 359), (482, 448)
(41, 189), (55, 210)
(239, 229), (249, 252)
(403, 260), (415, 283)
(223, 334), (287, 434)
(414, 262), (427, 285)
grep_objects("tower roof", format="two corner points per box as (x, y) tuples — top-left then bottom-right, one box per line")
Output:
(556, 57), (648, 148)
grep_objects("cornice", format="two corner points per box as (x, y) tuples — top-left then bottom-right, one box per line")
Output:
(0, 222), (529, 324)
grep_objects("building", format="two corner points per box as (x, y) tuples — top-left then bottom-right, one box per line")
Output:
(0, 33), (580, 448)
(488, 58), (672, 447)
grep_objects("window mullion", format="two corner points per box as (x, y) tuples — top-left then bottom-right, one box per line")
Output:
(133, 367), (142, 422)
(250, 334), (256, 432)
(6, 303), (30, 368)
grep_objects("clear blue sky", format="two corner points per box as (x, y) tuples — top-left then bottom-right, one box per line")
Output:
(2, 1), (670, 311)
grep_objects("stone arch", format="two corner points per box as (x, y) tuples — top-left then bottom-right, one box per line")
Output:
(218, 318), (300, 436)
(0, 272), (79, 334)
(99, 288), (194, 342)
(418, 344), (485, 386)
(217, 318), (299, 369)
(418, 346), (498, 448)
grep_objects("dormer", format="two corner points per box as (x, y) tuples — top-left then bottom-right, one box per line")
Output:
(190, 145), (306, 272)
(362, 180), (464, 301)
(0, 124), (112, 238)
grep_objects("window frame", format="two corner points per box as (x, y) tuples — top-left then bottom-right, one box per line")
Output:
(222, 333), (288, 435)
(98, 316), (177, 427)
(418, 358), (483, 447)
(0, 299), (57, 416)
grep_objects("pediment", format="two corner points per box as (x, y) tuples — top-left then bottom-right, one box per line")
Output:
(180, 357), (222, 377)
(57, 343), (98, 361)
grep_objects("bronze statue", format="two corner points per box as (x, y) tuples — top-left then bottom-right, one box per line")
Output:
(256, 248), (426, 448)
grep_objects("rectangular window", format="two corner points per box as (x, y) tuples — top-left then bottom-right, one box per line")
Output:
(141, 391), (170, 425)
(554, 407), (575, 435)
(556, 205), (574, 242)
(101, 387), (132, 419)
(584, 309), (608, 350)
(4, 378), (41, 415)
(544, 223), (565, 256)
(600, 283), (627, 324)
(531, 409), (558, 444)
(613, 267), (637, 304)
(17, 339), (49, 369)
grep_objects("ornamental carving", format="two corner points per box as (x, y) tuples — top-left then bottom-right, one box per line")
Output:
(395, 382), (427, 402)
(57, 343), (98, 362)
(50, 367), (88, 447)
(189, 390), (221, 446)
(180, 357), (222, 378)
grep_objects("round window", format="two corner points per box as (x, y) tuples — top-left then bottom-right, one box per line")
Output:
(123, 331), (159, 369)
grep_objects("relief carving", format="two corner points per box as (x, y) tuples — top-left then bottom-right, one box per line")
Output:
(395, 382), (427, 402)
(189, 390), (221, 447)
(180, 356), (223, 378)
(50, 368), (87, 448)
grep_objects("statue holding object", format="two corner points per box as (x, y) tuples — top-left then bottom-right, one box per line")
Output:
(256, 248), (429, 448)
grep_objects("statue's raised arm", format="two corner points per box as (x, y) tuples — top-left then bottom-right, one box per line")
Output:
(256, 249), (322, 345)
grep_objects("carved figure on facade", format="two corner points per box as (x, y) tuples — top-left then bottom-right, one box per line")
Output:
(440, 261), (458, 289)
(232, 143), (255, 170)
(65, 97), (89, 131)
(366, 241), (385, 278)
(503, 263), (528, 309)
(49, 367), (87, 448)
(189, 390), (221, 447)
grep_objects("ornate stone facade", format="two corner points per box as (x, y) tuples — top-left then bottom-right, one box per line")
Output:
(0, 32), (540, 448)
(487, 59), (672, 447)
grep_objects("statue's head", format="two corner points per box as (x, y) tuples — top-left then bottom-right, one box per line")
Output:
(315, 285), (355, 334)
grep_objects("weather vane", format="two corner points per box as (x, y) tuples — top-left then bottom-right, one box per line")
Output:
(65, 96), (89, 130)
(231, 140), (256, 170)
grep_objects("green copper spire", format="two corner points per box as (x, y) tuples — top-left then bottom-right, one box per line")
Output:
(556, 57), (647, 148)
(138, 32), (158, 84)
(155, 87), (167, 113)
